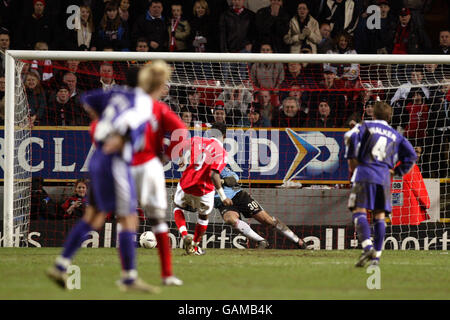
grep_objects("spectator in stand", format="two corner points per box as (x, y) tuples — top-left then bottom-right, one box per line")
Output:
(160, 82), (181, 112)
(390, 66), (429, 105)
(307, 95), (338, 128)
(271, 96), (306, 128)
(119, 0), (131, 22)
(255, 90), (276, 127)
(63, 5), (97, 51)
(250, 42), (285, 91)
(17, 0), (56, 49)
(30, 176), (57, 220)
(254, 0), (290, 53)
(324, 31), (360, 90)
(185, 86), (211, 124)
(0, 28), (10, 74)
(323, 0), (358, 38)
(61, 178), (89, 220)
(434, 29), (450, 54)
(288, 84), (310, 117)
(283, 1), (321, 53)
(279, 62), (314, 102)
(317, 21), (333, 53)
(24, 70), (47, 127)
(180, 107), (193, 127)
(389, 7), (431, 54)
(63, 72), (83, 105)
(219, 0), (255, 54)
(97, 62), (118, 90)
(353, 0), (396, 54)
(312, 69), (347, 116)
(127, 38), (152, 67)
(345, 86), (374, 125)
(44, 84), (89, 126)
(132, 0), (169, 52)
(217, 84), (253, 124)
(404, 87), (429, 147)
(212, 101), (228, 125)
(299, 43), (324, 87)
(239, 104), (266, 127)
(425, 82), (450, 178)
(31, 41), (54, 86)
(97, 1), (130, 51)
(189, 0), (214, 52)
(423, 63), (445, 84)
(168, 2), (191, 52)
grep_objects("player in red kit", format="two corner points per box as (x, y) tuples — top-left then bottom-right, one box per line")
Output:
(130, 61), (188, 286)
(173, 122), (233, 255)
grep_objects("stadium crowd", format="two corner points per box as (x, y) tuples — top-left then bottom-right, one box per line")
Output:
(0, 0), (449, 195)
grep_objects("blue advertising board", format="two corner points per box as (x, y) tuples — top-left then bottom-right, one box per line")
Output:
(0, 127), (349, 183)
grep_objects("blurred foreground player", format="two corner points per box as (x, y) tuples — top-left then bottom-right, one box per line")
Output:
(47, 84), (158, 293)
(344, 101), (417, 267)
(214, 166), (307, 249)
(173, 122), (233, 255)
(130, 61), (188, 286)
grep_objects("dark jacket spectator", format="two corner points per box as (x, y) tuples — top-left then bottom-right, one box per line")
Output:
(189, 0), (215, 52)
(317, 21), (334, 53)
(219, 1), (256, 53)
(254, 2), (290, 53)
(306, 96), (338, 128)
(30, 176), (58, 220)
(239, 104), (266, 127)
(433, 29), (450, 54)
(97, 1), (130, 51)
(389, 7), (431, 54)
(324, 0), (358, 37)
(132, 0), (169, 51)
(17, 0), (56, 49)
(271, 96), (307, 127)
(41, 84), (89, 126)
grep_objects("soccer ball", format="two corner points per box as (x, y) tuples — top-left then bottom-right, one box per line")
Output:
(139, 231), (157, 248)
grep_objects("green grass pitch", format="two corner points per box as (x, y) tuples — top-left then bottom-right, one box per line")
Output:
(0, 248), (448, 300)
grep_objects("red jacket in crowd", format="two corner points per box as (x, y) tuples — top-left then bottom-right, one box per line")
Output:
(391, 163), (430, 225)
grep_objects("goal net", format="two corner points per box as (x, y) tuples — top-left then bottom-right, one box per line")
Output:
(2, 51), (449, 251)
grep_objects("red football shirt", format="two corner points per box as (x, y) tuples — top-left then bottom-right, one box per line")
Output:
(179, 136), (228, 196)
(132, 100), (188, 166)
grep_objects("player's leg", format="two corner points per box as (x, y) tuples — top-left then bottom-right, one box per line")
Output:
(252, 210), (306, 249)
(371, 210), (386, 266)
(221, 209), (267, 247)
(172, 183), (195, 253)
(138, 158), (182, 285)
(47, 205), (106, 288)
(349, 183), (376, 267)
(116, 214), (160, 293)
(191, 191), (215, 255)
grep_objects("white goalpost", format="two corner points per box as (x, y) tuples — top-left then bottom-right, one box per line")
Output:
(3, 50), (450, 249)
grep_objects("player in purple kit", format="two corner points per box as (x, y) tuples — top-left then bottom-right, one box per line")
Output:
(46, 84), (159, 293)
(344, 101), (417, 267)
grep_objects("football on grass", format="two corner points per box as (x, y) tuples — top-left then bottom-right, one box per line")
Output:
(139, 231), (157, 248)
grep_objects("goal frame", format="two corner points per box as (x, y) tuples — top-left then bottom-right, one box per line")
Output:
(3, 50), (450, 247)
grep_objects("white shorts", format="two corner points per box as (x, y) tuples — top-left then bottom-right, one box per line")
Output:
(131, 157), (167, 219)
(173, 183), (215, 215)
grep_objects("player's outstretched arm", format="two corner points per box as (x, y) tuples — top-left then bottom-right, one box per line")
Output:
(211, 170), (233, 206)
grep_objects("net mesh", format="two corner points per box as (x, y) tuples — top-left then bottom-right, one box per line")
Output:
(4, 55), (449, 249)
